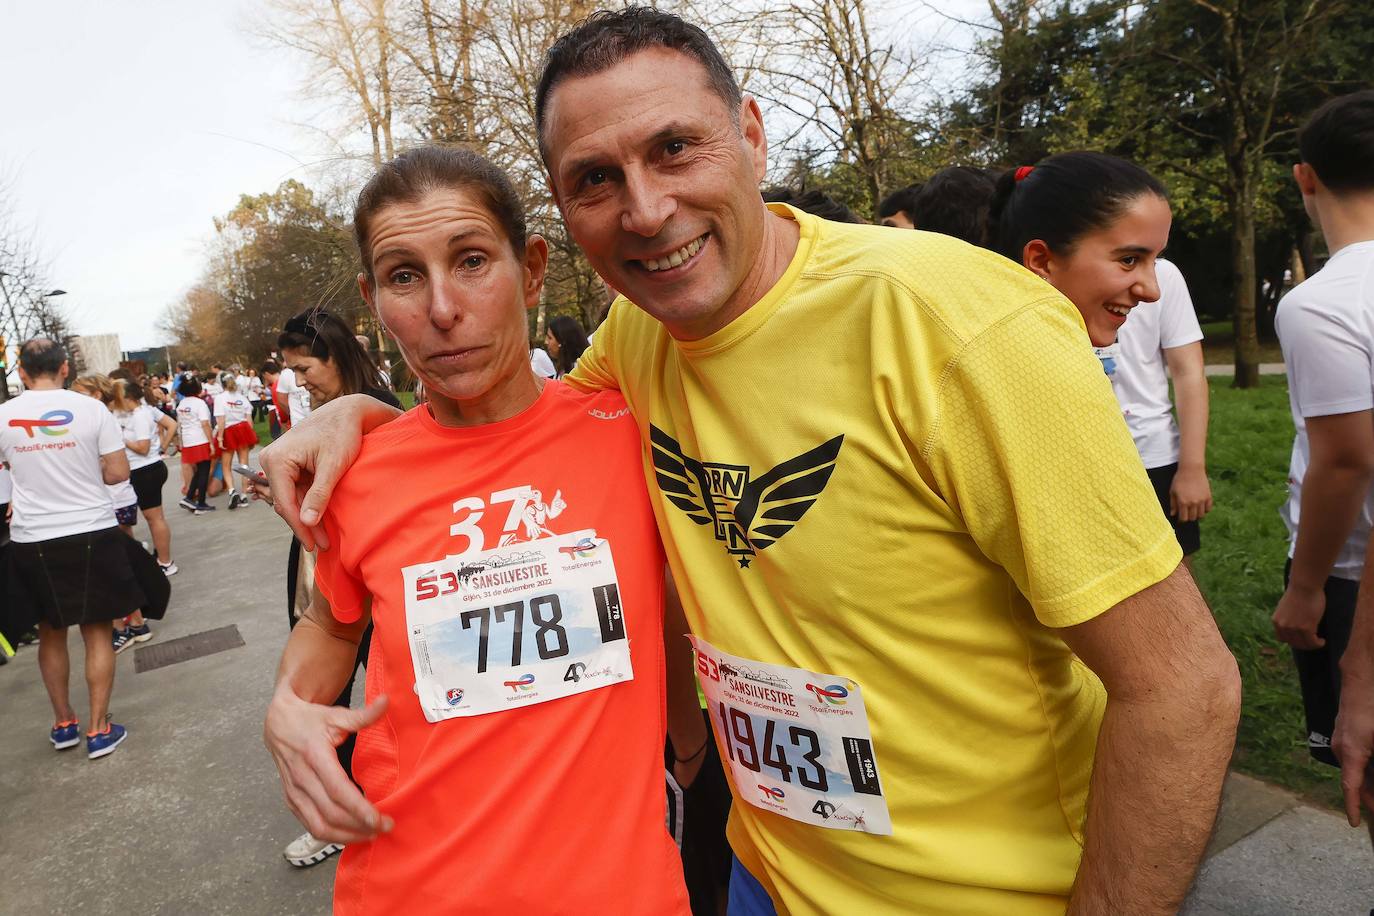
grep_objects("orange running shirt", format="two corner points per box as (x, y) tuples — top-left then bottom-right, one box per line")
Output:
(314, 382), (688, 916)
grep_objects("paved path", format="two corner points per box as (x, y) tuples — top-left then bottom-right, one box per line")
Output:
(1185, 773), (1374, 915)
(1, 453), (1369, 914)
(1204, 362), (1287, 377)
(0, 451), (337, 915)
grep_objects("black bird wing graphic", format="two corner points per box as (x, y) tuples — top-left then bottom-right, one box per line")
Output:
(735, 435), (844, 551)
(650, 425), (714, 527)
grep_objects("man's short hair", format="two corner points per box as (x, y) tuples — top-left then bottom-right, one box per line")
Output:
(19, 338), (67, 378)
(534, 7), (742, 162)
(877, 185), (920, 221)
(761, 186), (865, 224)
(910, 167), (998, 245)
(1299, 90), (1374, 193)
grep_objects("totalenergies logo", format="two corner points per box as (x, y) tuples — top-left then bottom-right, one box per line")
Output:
(805, 683), (849, 706)
(503, 673), (536, 693)
(558, 537), (601, 560)
(9, 410), (73, 438)
(757, 784), (785, 801)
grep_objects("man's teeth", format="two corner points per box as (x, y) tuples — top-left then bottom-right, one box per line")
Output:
(643, 235), (705, 272)
(1105, 304), (1131, 317)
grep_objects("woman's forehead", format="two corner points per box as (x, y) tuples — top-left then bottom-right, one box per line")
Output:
(368, 190), (504, 253)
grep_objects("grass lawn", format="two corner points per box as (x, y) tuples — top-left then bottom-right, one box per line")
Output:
(1191, 374), (1344, 808)
(1199, 319), (1285, 366)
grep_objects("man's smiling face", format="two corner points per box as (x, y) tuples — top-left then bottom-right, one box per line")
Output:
(542, 47), (771, 341)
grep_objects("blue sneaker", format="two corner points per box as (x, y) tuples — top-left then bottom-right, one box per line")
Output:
(87, 723), (127, 760)
(126, 622), (153, 644)
(50, 720), (81, 750)
(112, 628), (134, 654)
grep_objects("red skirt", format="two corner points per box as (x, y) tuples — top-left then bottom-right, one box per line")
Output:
(221, 421), (259, 451)
(180, 442), (212, 465)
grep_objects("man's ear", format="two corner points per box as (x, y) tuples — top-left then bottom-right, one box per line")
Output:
(740, 95), (768, 182)
(1022, 239), (1054, 280)
(1293, 162), (1320, 197)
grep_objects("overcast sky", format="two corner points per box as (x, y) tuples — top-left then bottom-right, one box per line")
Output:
(0, 1), (981, 357)
(0, 0), (326, 352)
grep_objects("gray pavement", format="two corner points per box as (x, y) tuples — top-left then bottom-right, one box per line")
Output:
(1, 453), (1371, 914)
(0, 452), (336, 915)
(1204, 362), (1287, 376)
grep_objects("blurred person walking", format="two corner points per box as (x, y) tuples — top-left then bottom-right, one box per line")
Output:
(175, 376), (216, 514)
(0, 340), (144, 759)
(214, 372), (257, 510)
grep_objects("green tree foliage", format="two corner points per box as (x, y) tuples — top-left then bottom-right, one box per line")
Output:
(947, 0), (1373, 385)
(164, 179), (363, 364)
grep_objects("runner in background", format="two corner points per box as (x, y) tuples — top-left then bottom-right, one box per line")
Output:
(70, 375), (150, 653)
(276, 358), (312, 429)
(261, 361), (285, 438)
(984, 153), (1212, 558)
(214, 372), (257, 510)
(0, 339), (142, 759)
(175, 376), (215, 514)
(129, 380), (177, 576)
(1270, 92), (1374, 840)
(544, 315), (590, 379)
(262, 306), (402, 869)
(247, 368), (268, 422)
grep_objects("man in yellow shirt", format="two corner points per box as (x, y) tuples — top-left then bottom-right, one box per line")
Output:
(264, 9), (1241, 914)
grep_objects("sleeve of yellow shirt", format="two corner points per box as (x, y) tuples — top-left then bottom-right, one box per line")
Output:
(923, 297), (1182, 628)
(563, 301), (624, 394)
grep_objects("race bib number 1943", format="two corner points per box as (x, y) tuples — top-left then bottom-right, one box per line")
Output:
(403, 530), (633, 722)
(690, 636), (892, 835)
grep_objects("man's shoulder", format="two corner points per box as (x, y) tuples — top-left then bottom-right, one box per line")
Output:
(802, 220), (1067, 345)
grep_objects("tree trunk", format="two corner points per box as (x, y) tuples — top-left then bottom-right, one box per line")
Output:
(1229, 170), (1261, 388)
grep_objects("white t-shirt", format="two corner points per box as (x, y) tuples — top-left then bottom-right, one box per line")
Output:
(214, 390), (253, 427)
(247, 375), (265, 399)
(531, 348), (557, 379)
(1094, 259), (1205, 469)
(203, 380), (223, 398)
(0, 466), (12, 504)
(0, 388), (122, 542)
(116, 406), (160, 471)
(109, 478), (138, 510)
(277, 368), (312, 425)
(177, 396), (212, 448)
(1277, 238), (1374, 581)
(139, 404), (167, 463)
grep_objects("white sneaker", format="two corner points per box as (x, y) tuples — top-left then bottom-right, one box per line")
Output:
(159, 561), (178, 577)
(283, 831), (343, 868)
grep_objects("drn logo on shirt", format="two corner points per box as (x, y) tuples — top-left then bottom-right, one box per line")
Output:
(448, 485), (569, 553)
(649, 425), (843, 568)
(8, 410), (74, 438)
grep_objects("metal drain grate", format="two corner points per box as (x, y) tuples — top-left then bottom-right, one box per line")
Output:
(134, 625), (245, 673)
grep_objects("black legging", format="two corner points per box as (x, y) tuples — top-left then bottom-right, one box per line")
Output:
(187, 459), (211, 504)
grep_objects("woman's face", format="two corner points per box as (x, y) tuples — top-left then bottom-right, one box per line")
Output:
(544, 328), (560, 357)
(359, 186), (548, 414)
(1027, 193), (1172, 347)
(282, 349), (343, 404)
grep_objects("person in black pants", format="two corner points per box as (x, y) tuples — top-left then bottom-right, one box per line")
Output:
(248, 307), (401, 868)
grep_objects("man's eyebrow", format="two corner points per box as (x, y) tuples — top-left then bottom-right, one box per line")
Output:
(562, 121), (702, 179)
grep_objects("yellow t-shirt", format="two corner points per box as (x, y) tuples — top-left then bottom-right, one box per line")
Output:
(566, 204), (1181, 915)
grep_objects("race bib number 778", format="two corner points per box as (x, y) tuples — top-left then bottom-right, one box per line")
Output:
(403, 530), (634, 722)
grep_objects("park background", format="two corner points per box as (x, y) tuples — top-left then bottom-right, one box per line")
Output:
(5, 0), (1374, 810)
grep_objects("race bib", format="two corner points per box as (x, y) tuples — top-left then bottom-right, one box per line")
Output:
(402, 530), (633, 722)
(690, 637), (892, 835)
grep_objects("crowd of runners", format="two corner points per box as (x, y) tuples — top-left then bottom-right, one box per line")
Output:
(3, 7), (1374, 914)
